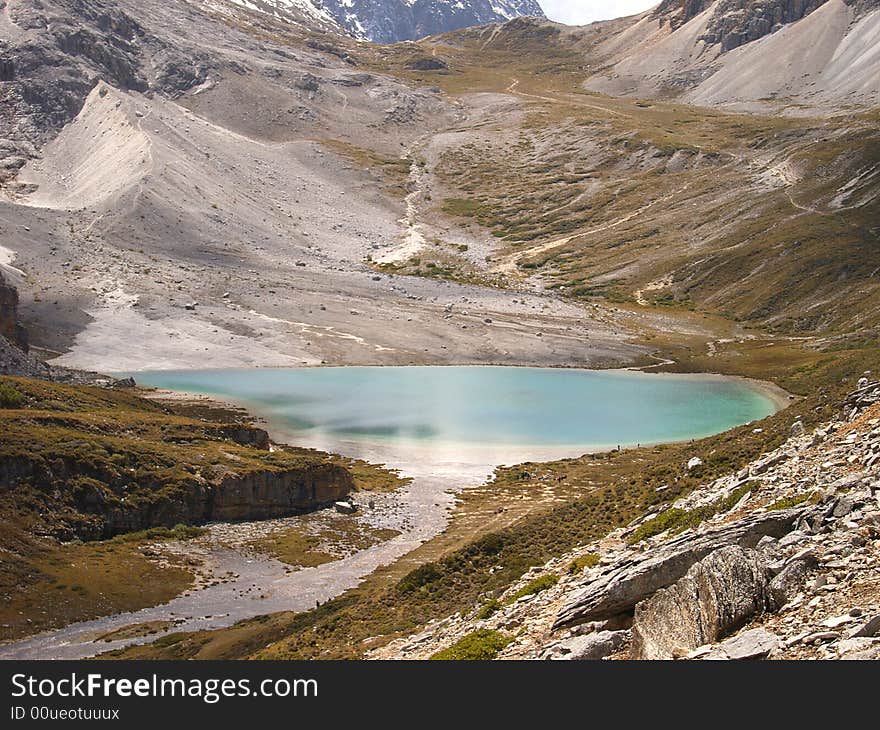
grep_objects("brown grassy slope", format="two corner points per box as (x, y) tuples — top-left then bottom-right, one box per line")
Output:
(359, 25), (880, 340)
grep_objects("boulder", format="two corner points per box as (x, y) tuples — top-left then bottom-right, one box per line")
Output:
(716, 628), (780, 660)
(544, 630), (631, 661)
(406, 57), (448, 71)
(553, 509), (806, 629)
(335, 500), (357, 515)
(630, 546), (770, 660)
(849, 615), (880, 639)
(768, 554), (816, 608)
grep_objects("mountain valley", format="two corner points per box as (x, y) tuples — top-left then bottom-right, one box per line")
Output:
(0, 0), (879, 660)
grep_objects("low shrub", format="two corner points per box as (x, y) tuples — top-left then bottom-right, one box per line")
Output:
(0, 382), (24, 409)
(430, 630), (510, 661)
(567, 553), (600, 574)
(508, 573), (559, 602)
(474, 599), (501, 620)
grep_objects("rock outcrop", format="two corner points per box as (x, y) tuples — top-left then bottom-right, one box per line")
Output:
(654, 0), (829, 51)
(552, 510), (804, 629)
(235, 0), (545, 43)
(0, 272), (28, 351)
(542, 629), (631, 661)
(630, 545), (771, 659)
(0, 452), (354, 541)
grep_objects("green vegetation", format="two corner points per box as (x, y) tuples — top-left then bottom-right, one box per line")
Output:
(249, 522), (400, 569)
(320, 139), (411, 195)
(474, 598), (501, 620)
(508, 573), (559, 603)
(0, 376), (402, 641)
(0, 376), (396, 543)
(767, 492), (821, 511)
(0, 381), (24, 408)
(627, 481), (754, 545)
(568, 553), (600, 574)
(0, 536), (196, 642)
(109, 524), (207, 544)
(430, 630), (511, 661)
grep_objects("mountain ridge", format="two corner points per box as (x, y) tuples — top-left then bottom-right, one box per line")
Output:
(225, 0), (546, 42)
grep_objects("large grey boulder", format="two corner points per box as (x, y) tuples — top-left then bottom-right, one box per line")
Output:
(716, 628), (781, 660)
(630, 546), (770, 660)
(543, 630), (631, 661)
(553, 509), (806, 630)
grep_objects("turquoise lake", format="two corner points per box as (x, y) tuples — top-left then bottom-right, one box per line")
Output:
(134, 366), (781, 454)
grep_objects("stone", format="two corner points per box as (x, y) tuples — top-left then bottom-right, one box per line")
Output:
(717, 628), (780, 660)
(790, 421), (806, 437)
(848, 615), (880, 638)
(778, 530), (809, 548)
(630, 546), (771, 660)
(822, 614), (856, 629)
(554, 509), (807, 629)
(334, 500), (357, 515)
(804, 631), (839, 644)
(832, 497), (855, 518)
(687, 457), (703, 470)
(836, 638), (880, 659)
(545, 630), (631, 661)
(768, 555), (815, 609)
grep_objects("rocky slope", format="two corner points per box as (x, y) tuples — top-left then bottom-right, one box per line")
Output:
(0, 271), (26, 350)
(0, 271), (56, 378)
(1, 0), (640, 375)
(654, 0), (830, 51)
(373, 380), (880, 660)
(581, 0), (880, 108)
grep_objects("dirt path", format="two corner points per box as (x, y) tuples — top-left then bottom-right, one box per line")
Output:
(505, 78), (628, 118)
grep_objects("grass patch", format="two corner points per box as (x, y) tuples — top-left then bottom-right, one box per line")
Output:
(248, 522), (400, 569)
(0, 538), (195, 642)
(474, 598), (501, 620)
(0, 382), (24, 408)
(430, 629), (511, 661)
(507, 573), (559, 603)
(109, 524), (207, 544)
(767, 492), (820, 511)
(628, 481), (755, 545)
(567, 553), (600, 574)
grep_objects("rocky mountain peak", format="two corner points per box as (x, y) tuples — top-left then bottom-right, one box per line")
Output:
(654, 0), (831, 51)
(230, 0), (545, 43)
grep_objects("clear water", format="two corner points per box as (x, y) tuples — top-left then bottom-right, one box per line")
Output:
(134, 366), (779, 454)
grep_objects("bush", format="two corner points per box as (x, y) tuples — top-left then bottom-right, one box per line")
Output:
(508, 573), (559, 602)
(110, 524), (207, 544)
(628, 482), (755, 545)
(767, 492), (820, 511)
(474, 599), (501, 620)
(0, 382), (24, 408)
(568, 553), (600, 574)
(396, 562), (443, 594)
(430, 630), (510, 661)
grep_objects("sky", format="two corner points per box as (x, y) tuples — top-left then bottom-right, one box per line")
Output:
(537, 1), (657, 26)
